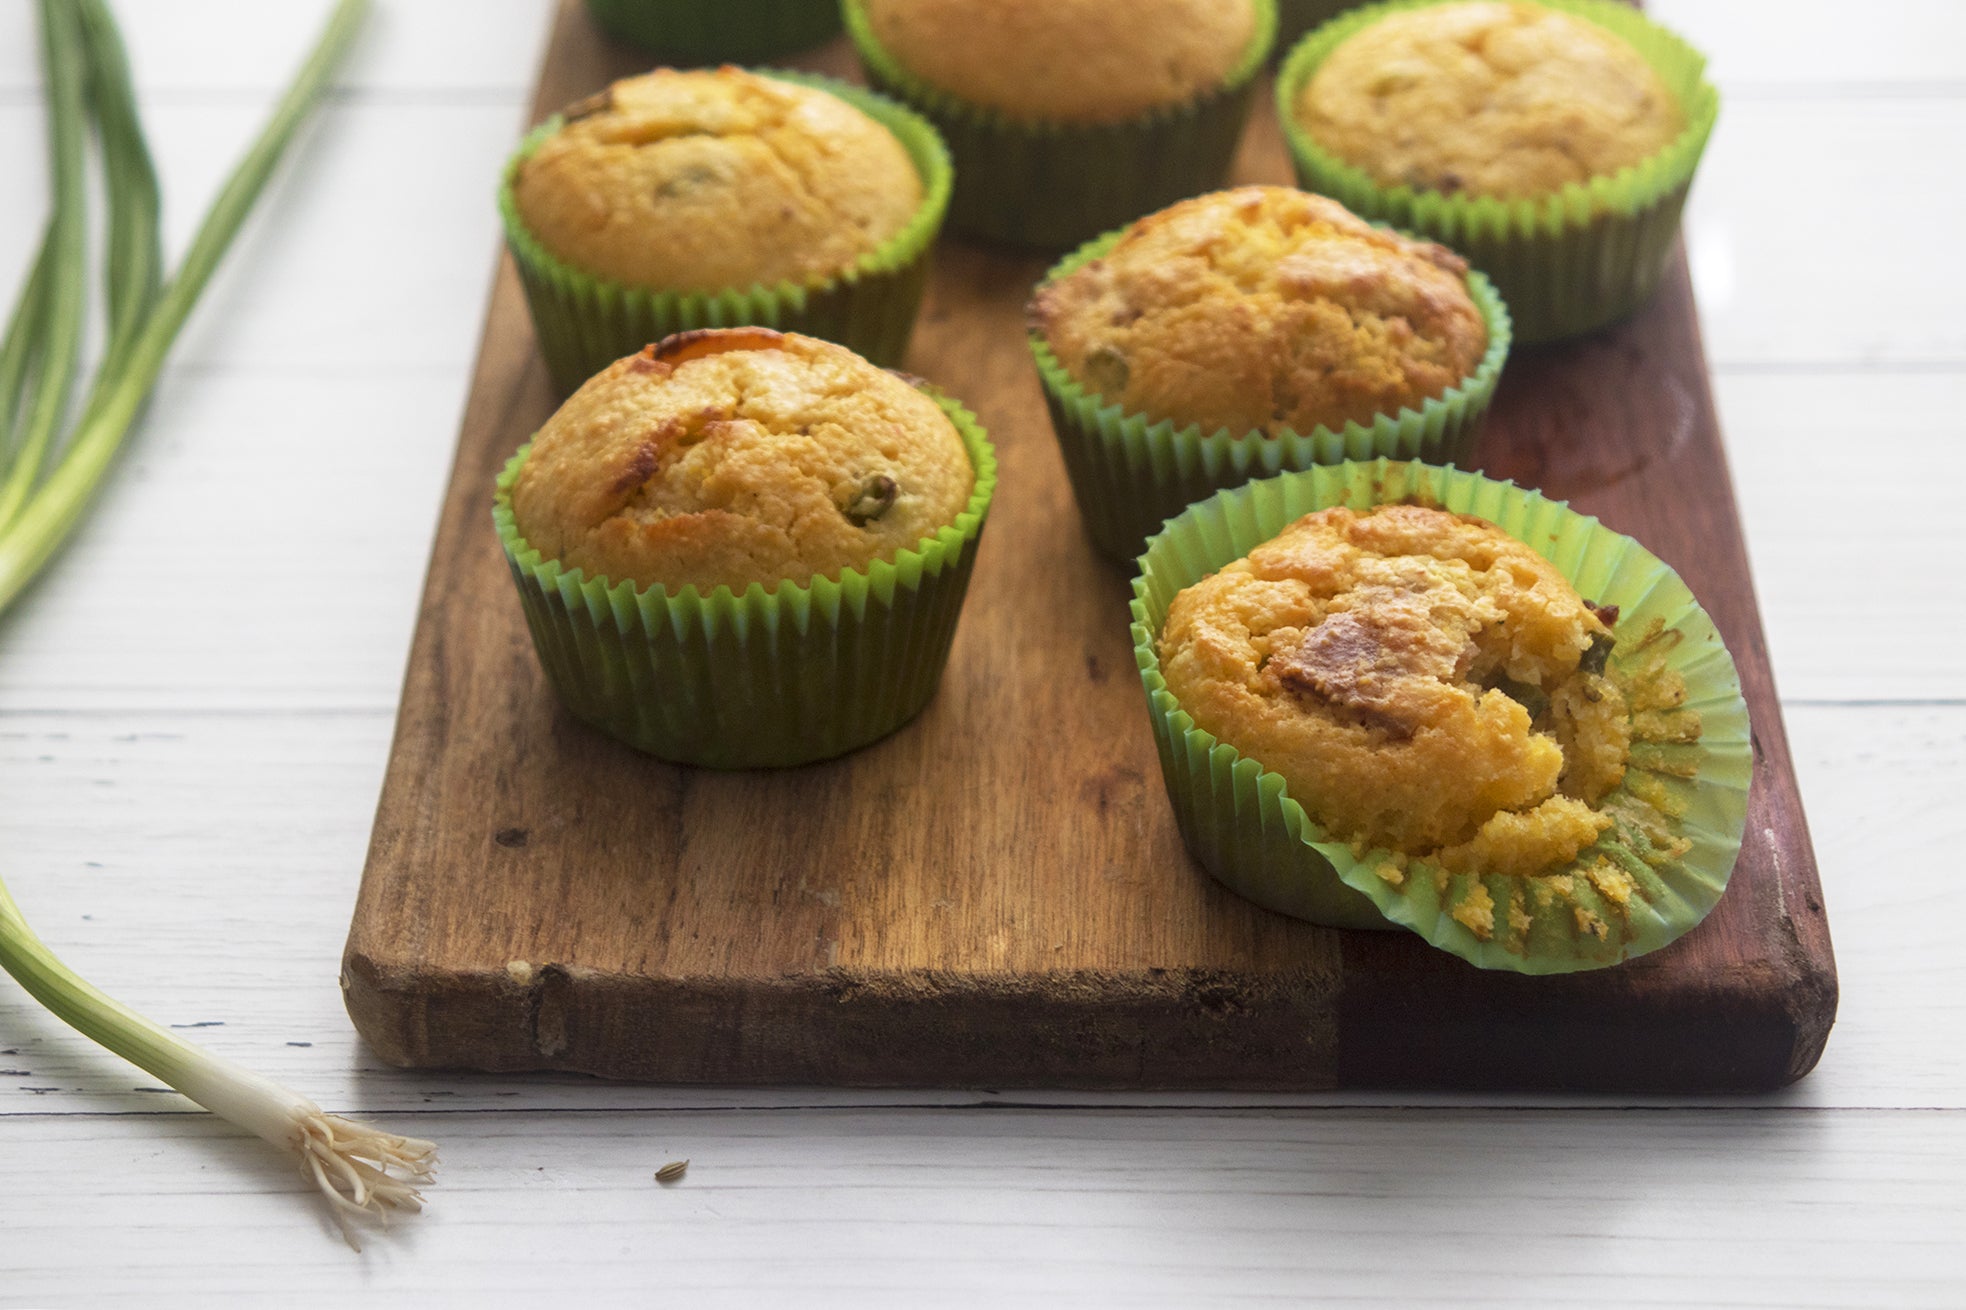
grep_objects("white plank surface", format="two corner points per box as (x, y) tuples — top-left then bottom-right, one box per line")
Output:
(1684, 99), (1966, 367)
(5, 1108), (1965, 1307)
(0, 0), (1962, 1304)
(1648, 0), (1966, 88)
(1718, 372), (1966, 703)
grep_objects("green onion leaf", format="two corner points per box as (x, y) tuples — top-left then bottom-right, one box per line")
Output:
(0, 226), (57, 452)
(0, 0), (89, 528)
(74, 0), (163, 421)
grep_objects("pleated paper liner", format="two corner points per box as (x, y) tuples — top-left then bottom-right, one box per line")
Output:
(500, 70), (952, 396)
(495, 394), (998, 770)
(1130, 460), (1752, 973)
(1276, 0), (1719, 344)
(842, 0), (1277, 249)
(1031, 226), (1512, 564)
(583, 0), (842, 64)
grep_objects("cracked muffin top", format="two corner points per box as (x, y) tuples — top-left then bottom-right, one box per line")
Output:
(512, 67), (923, 292)
(1295, 2), (1684, 199)
(511, 329), (974, 595)
(1028, 187), (1487, 437)
(1157, 503), (1641, 878)
(860, 0), (1261, 124)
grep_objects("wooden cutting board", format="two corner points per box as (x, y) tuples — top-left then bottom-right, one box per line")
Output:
(342, 0), (1837, 1092)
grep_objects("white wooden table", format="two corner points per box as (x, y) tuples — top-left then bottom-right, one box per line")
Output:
(1, 2), (1962, 1303)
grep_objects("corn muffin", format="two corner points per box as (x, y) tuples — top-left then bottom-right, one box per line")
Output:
(1157, 503), (1645, 875)
(1295, 1), (1684, 198)
(513, 67), (924, 294)
(511, 329), (974, 596)
(1134, 462), (1743, 969)
(859, 0), (1260, 124)
(1030, 187), (1489, 438)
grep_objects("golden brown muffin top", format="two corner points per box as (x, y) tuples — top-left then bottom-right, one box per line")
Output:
(513, 67), (923, 293)
(1297, 2), (1684, 198)
(862, 0), (1261, 124)
(512, 330), (974, 595)
(1158, 504), (1626, 867)
(1029, 187), (1487, 437)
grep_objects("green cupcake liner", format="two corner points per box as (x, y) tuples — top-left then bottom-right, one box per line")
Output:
(495, 394), (999, 769)
(1030, 226), (1512, 564)
(1276, 0), (1719, 343)
(842, 0), (1277, 249)
(1130, 460), (1751, 973)
(583, 0), (842, 63)
(500, 70), (952, 395)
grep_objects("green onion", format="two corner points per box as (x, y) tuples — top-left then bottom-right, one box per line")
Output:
(71, 0), (163, 426)
(0, 0), (87, 524)
(0, 0), (437, 1247)
(0, 228), (56, 451)
(0, 880), (436, 1245)
(0, 0), (371, 608)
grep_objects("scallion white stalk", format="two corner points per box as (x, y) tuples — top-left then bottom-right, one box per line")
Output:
(0, 878), (436, 1247)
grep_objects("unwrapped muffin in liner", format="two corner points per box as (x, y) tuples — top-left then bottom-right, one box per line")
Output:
(495, 393), (997, 769)
(1130, 459), (1750, 972)
(1276, 0), (1718, 343)
(1031, 226), (1511, 563)
(843, 0), (1277, 249)
(500, 70), (952, 395)
(583, 0), (842, 63)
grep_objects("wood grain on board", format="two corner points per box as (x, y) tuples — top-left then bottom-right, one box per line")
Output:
(342, 0), (1836, 1091)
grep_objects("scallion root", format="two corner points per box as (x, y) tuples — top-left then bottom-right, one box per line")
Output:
(300, 1113), (440, 1249)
